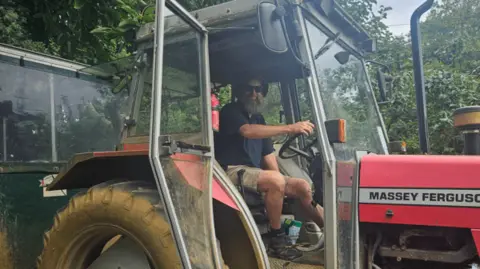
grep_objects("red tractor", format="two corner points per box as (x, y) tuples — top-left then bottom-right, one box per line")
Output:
(33, 0), (480, 268)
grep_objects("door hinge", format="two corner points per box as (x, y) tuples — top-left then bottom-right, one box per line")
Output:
(159, 135), (177, 156)
(123, 116), (136, 128)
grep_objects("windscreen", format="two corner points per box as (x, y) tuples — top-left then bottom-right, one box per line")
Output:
(0, 62), (128, 163)
(304, 20), (387, 160)
(303, 18), (387, 269)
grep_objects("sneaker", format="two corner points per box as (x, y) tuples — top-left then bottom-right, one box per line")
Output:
(267, 232), (303, 260)
(317, 232), (325, 250)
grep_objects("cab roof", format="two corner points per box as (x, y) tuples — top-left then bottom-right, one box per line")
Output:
(135, 0), (373, 84)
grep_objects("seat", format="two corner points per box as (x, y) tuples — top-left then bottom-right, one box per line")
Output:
(273, 144), (313, 185)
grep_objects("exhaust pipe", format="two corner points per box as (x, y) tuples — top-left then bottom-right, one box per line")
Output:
(410, 0), (434, 154)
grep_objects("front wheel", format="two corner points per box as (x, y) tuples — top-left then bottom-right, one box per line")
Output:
(37, 180), (226, 269)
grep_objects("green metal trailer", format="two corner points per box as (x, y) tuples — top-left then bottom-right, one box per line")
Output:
(0, 43), (120, 268)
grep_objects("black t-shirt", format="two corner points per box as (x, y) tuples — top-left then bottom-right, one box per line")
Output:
(215, 102), (275, 168)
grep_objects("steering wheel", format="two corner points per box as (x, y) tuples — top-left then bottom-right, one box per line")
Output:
(279, 133), (317, 161)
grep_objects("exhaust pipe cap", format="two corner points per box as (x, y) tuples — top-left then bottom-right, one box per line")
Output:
(453, 106), (480, 131)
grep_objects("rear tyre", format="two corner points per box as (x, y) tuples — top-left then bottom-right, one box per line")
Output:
(37, 180), (183, 269)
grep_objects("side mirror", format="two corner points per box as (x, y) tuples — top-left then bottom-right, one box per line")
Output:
(376, 68), (387, 102)
(0, 101), (13, 118)
(279, 110), (285, 123)
(315, 0), (334, 16)
(366, 60), (393, 104)
(258, 2), (288, 53)
(334, 51), (350, 65)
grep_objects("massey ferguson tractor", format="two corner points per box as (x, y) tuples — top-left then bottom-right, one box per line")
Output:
(31, 0), (480, 268)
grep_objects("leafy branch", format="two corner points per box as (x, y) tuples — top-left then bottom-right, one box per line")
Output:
(88, 0), (155, 39)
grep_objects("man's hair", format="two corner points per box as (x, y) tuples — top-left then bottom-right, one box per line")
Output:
(231, 78), (269, 99)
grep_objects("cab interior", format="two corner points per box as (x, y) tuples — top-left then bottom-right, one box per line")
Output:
(150, 16), (327, 265)
(204, 20), (326, 266)
(157, 16), (325, 193)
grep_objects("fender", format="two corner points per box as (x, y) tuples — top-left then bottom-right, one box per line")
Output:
(47, 149), (238, 210)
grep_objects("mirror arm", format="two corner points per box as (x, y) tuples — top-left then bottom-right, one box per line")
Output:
(273, 0), (310, 71)
(365, 60), (391, 73)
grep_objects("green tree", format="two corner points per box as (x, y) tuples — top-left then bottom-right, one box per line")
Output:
(4, 0), (480, 156)
(0, 6), (51, 53)
(336, 0), (393, 41)
(0, 0), (158, 64)
(371, 0), (480, 154)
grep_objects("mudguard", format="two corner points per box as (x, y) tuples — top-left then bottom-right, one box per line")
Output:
(47, 150), (238, 210)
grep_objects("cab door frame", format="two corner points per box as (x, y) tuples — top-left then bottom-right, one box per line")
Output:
(149, 0), (222, 268)
(291, 5), (340, 269)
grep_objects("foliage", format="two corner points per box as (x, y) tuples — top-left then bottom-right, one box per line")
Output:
(367, 0), (480, 154)
(336, 0), (393, 41)
(0, 0), (157, 64)
(380, 67), (480, 154)
(0, 6), (50, 53)
(0, 0), (233, 64)
(422, 0), (480, 75)
(2, 0), (480, 156)
(88, 0), (156, 42)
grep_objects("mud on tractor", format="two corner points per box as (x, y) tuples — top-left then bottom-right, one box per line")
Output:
(25, 0), (480, 268)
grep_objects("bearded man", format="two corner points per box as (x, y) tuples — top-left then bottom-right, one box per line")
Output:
(215, 78), (325, 260)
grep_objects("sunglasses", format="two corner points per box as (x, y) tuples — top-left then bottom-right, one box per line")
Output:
(244, 86), (263, 94)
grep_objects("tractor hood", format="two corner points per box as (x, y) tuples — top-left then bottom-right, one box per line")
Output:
(360, 154), (480, 190)
(358, 154), (480, 228)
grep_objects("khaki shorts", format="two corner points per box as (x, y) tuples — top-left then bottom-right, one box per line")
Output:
(225, 165), (290, 192)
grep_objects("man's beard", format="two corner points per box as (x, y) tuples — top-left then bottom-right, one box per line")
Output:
(243, 94), (265, 115)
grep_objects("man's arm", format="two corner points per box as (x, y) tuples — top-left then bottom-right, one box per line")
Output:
(220, 103), (314, 139)
(261, 137), (279, 171)
(240, 121), (314, 139)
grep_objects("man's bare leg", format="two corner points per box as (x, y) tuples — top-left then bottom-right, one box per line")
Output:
(285, 177), (324, 228)
(257, 170), (286, 229)
(257, 170), (303, 260)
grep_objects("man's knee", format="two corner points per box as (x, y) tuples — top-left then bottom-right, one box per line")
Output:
(287, 178), (313, 201)
(258, 170), (286, 193)
(298, 180), (313, 198)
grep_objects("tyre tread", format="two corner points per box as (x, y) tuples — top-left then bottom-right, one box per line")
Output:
(36, 180), (178, 269)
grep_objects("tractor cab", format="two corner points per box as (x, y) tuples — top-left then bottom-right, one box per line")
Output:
(142, 0), (386, 267)
(51, 0), (388, 268)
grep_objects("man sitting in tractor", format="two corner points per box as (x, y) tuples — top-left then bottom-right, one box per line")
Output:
(215, 78), (325, 260)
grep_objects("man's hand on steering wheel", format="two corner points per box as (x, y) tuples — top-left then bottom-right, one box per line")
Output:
(288, 121), (315, 136)
(279, 121), (317, 161)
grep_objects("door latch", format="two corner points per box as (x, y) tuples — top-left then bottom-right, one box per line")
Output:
(159, 135), (211, 157)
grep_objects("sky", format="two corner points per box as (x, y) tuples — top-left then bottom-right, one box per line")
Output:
(378, 0), (435, 36)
